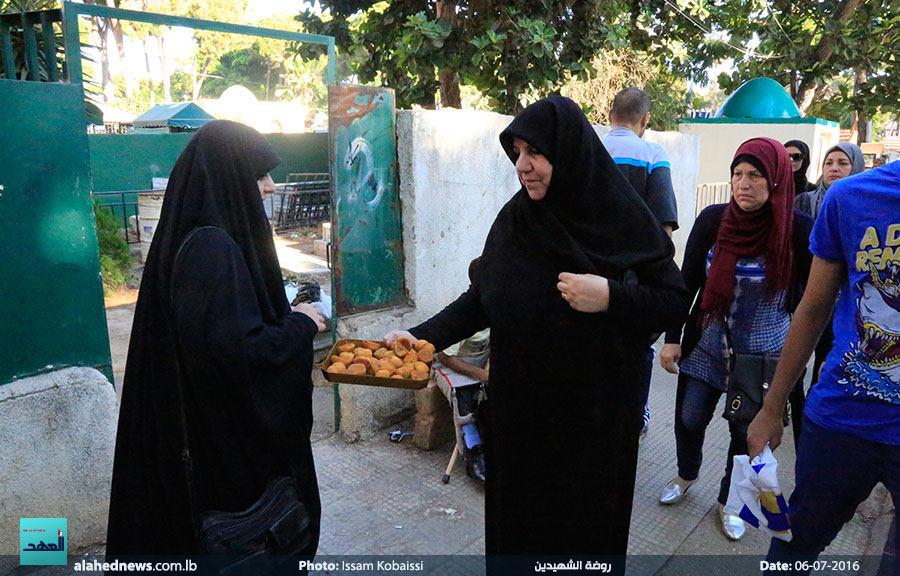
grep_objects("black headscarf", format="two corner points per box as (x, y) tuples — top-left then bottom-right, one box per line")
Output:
(497, 95), (674, 279)
(784, 139), (813, 195)
(144, 120), (286, 323)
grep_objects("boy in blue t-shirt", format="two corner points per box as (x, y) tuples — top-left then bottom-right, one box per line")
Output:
(748, 161), (900, 572)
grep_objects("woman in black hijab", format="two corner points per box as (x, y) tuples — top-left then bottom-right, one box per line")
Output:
(784, 139), (816, 194)
(106, 120), (325, 556)
(386, 97), (688, 558)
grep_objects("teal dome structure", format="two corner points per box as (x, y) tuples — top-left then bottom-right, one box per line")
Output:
(715, 78), (801, 119)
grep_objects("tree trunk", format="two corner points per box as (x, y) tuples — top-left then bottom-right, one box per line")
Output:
(107, 13), (134, 100)
(92, 16), (112, 101)
(439, 71), (461, 109)
(794, 0), (865, 112)
(144, 37), (155, 105)
(627, 0), (646, 50)
(435, 0), (461, 109)
(855, 67), (869, 144)
(192, 56), (212, 101)
(158, 29), (171, 103)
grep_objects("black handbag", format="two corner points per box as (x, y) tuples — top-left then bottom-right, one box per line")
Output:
(172, 228), (312, 573)
(721, 317), (780, 424)
(724, 353), (779, 424)
(175, 377), (312, 573)
(196, 476), (311, 565)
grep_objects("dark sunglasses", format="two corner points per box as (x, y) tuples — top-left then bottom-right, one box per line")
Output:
(789, 152), (804, 161)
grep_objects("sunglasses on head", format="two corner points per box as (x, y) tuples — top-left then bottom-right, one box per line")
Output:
(789, 152), (804, 161)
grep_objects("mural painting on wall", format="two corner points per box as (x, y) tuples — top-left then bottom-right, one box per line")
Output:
(329, 85), (406, 315)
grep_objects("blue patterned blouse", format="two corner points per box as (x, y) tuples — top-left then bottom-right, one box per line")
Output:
(679, 247), (791, 391)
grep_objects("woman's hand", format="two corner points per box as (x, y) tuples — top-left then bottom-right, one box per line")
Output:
(557, 272), (609, 313)
(293, 303), (326, 333)
(660, 343), (681, 374)
(383, 330), (417, 347)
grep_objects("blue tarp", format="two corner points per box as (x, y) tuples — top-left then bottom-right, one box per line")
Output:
(132, 102), (215, 130)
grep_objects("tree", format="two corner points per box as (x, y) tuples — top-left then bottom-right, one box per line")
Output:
(709, 0), (900, 143)
(296, 1), (639, 113)
(198, 14), (329, 105)
(200, 42), (272, 99)
(115, 0), (172, 104)
(185, 0), (252, 100)
(292, 1), (741, 115)
(563, 49), (689, 131)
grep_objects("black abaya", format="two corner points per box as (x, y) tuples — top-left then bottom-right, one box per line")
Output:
(410, 97), (689, 556)
(106, 121), (320, 556)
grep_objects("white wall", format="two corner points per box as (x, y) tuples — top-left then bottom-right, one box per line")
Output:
(678, 120), (841, 187)
(0, 368), (117, 553)
(335, 109), (701, 440)
(398, 109), (521, 320)
(641, 128), (700, 262)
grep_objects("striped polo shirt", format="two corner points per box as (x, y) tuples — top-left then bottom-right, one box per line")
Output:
(601, 126), (679, 230)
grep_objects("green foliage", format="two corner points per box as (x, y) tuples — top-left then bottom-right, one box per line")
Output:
(277, 53), (329, 109)
(109, 73), (192, 114)
(200, 42), (274, 99)
(94, 201), (133, 291)
(708, 0), (900, 126)
(0, 0), (58, 12)
(564, 49), (690, 130)
(296, 1), (638, 113)
(291, 0), (765, 116)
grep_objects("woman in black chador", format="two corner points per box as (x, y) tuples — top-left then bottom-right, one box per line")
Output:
(387, 96), (689, 556)
(106, 120), (325, 556)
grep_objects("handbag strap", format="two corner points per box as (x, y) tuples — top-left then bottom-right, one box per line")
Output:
(169, 226), (220, 529)
(721, 314), (735, 362)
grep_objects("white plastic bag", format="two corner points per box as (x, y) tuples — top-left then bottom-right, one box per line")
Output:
(315, 292), (333, 319)
(724, 445), (792, 541)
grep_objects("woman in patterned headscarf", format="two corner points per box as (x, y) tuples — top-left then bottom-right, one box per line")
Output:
(658, 137), (814, 541)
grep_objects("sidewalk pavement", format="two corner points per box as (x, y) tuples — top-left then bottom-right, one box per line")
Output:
(306, 359), (893, 575)
(8, 326), (892, 576)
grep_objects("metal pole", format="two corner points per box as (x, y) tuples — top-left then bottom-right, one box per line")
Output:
(60, 2), (82, 85)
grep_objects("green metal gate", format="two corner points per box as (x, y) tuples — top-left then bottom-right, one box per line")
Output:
(0, 79), (112, 383)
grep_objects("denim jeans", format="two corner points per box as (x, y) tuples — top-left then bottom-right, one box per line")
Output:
(674, 373), (748, 505)
(768, 417), (900, 575)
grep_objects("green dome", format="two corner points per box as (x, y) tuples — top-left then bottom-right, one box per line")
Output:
(715, 78), (801, 119)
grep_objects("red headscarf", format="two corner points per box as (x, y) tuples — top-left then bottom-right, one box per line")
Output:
(700, 137), (795, 320)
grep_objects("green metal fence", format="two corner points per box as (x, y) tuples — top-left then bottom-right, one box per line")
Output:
(0, 9), (62, 81)
(59, 2), (335, 86)
(1, 3), (335, 85)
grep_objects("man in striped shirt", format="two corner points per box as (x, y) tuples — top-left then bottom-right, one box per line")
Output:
(601, 87), (679, 438)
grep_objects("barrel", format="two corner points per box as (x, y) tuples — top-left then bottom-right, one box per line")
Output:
(137, 192), (165, 263)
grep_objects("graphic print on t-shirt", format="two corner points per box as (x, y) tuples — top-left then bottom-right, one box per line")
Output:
(841, 225), (900, 403)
